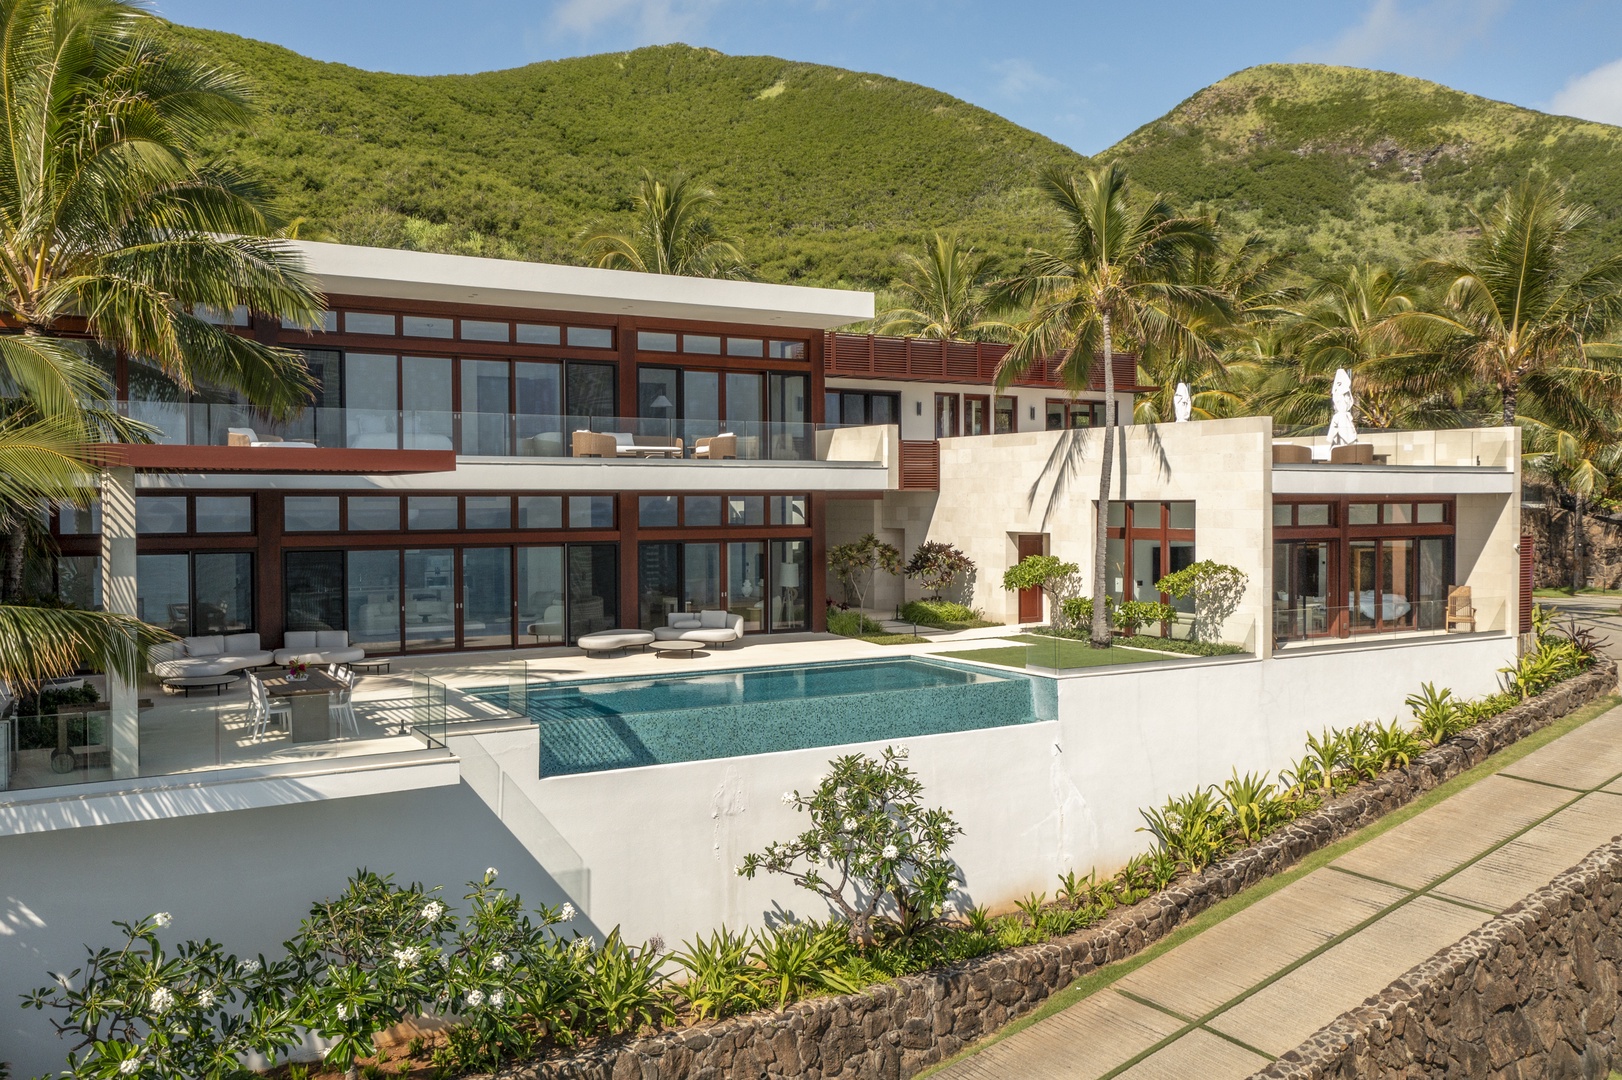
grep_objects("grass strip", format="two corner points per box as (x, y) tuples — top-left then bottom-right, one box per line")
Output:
(917, 691), (1621, 1078)
(942, 641), (1168, 670)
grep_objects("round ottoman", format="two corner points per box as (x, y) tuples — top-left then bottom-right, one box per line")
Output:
(576, 630), (655, 655)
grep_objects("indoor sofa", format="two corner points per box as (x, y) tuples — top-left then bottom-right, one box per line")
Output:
(150, 633), (274, 679)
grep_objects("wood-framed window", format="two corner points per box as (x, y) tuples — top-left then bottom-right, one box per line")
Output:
(934, 393), (960, 438)
(1103, 501), (1197, 634)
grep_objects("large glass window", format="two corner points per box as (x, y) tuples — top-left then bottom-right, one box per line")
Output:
(466, 496), (512, 531)
(964, 396), (990, 437)
(569, 495), (615, 529)
(566, 361), (615, 418)
(345, 353), (399, 448)
(402, 355), (453, 450)
(461, 358), (512, 455)
(518, 496), (563, 529)
(728, 496), (765, 526)
(1104, 501), (1196, 632)
(683, 370), (720, 444)
(684, 495), (722, 527)
(57, 555), (101, 610)
(137, 496), (187, 534)
(347, 496), (400, 531)
(638, 542), (682, 629)
(935, 394), (959, 438)
(772, 539), (808, 630)
(728, 541), (765, 632)
(285, 550), (345, 633)
(407, 496), (458, 531)
(136, 554), (189, 633)
(515, 361), (564, 457)
(348, 550), (401, 654)
(1274, 540), (1330, 640)
(684, 542), (721, 614)
(137, 552), (252, 636)
(518, 546), (566, 644)
(639, 495), (678, 528)
(726, 372), (762, 452)
(403, 548), (455, 651)
(567, 544), (618, 640)
(462, 547), (513, 648)
(994, 396), (1017, 434)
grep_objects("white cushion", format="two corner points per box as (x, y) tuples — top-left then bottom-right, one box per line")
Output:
(611, 432), (634, 446)
(315, 630), (349, 649)
(149, 641), (184, 664)
(699, 609), (730, 629)
(186, 635), (225, 657)
(223, 633), (261, 653)
(283, 631), (318, 651)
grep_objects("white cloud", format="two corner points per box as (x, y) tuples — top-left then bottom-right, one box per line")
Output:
(1549, 58), (1622, 126)
(544, 0), (726, 44)
(1299, 0), (1509, 68)
(987, 58), (1060, 102)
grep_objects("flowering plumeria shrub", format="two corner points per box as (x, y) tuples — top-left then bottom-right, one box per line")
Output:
(438, 871), (584, 1071)
(738, 746), (963, 947)
(285, 869), (453, 1080)
(21, 913), (300, 1080)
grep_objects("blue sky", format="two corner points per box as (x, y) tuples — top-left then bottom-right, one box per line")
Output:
(156, 0), (1622, 154)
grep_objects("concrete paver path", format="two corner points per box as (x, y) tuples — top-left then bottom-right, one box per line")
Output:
(934, 701), (1622, 1080)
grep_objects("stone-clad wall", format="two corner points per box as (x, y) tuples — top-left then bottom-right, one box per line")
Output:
(1256, 837), (1622, 1079)
(500, 659), (1616, 1080)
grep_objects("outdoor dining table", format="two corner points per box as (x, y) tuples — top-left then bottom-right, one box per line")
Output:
(264, 671), (344, 743)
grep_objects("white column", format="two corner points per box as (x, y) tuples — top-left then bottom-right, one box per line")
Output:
(100, 467), (139, 779)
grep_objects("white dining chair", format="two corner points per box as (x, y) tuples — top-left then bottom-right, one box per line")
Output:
(247, 675), (291, 739)
(329, 683), (360, 738)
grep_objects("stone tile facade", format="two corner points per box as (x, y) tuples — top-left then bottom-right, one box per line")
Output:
(498, 658), (1616, 1080)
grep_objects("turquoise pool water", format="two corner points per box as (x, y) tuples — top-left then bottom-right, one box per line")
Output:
(470, 657), (1055, 776)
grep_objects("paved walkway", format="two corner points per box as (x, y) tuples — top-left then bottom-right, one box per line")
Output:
(934, 700), (1622, 1080)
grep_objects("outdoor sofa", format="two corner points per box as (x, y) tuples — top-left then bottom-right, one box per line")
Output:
(150, 634), (274, 679)
(654, 610), (745, 646)
(273, 630), (367, 666)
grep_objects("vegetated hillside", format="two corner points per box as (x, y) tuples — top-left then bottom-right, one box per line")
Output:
(171, 27), (1083, 286)
(1110, 63), (1622, 272)
(174, 22), (1622, 287)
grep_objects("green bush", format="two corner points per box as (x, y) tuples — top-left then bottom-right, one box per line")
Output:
(827, 609), (887, 637)
(899, 599), (979, 627)
(15, 684), (99, 718)
(1114, 635), (1244, 656)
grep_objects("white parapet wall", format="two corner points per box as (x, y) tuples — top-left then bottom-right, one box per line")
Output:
(0, 631), (1515, 1077)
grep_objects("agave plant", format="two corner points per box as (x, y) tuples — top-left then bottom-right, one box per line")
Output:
(1139, 788), (1232, 872)
(1215, 770), (1281, 844)
(1406, 682), (1463, 746)
(1367, 719), (1426, 771)
(670, 927), (761, 1021)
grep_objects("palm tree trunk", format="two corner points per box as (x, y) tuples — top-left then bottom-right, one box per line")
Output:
(1091, 315), (1115, 649)
(1502, 382), (1517, 426)
(1572, 493), (1585, 592)
(3, 524), (23, 602)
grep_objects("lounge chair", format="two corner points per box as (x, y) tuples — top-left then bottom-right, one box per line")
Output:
(694, 433), (737, 460)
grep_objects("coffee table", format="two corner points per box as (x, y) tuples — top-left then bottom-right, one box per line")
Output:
(162, 673), (241, 696)
(264, 671), (344, 742)
(652, 639), (706, 658)
(352, 658), (391, 675)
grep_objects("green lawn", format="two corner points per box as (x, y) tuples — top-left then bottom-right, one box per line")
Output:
(944, 637), (1171, 670)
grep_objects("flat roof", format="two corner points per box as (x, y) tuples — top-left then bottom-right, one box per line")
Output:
(291, 240), (874, 329)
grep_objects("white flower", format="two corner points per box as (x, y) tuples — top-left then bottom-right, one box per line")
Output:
(490, 953), (507, 970)
(485, 867), (499, 879)
(466, 989), (486, 1008)
(238, 959), (260, 975)
(422, 901), (445, 921)
(119, 1060), (140, 1076)
(647, 934), (665, 956)
(882, 844), (899, 860)
(391, 946), (420, 967)
(490, 990), (506, 1008)
(895, 745), (909, 758)
(148, 987), (174, 1015)
(734, 865), (744, 877)
(559, 903), (576, 923)
(197, 989), (216, 1009)
(336, 1003), (352, 1021)
(781, 791), (795, 805)
(151, 912), (172, 929)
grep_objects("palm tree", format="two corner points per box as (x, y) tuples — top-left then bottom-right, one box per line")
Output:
(0, 0), (324, 684)
(995, 163), (1226, 648)
(581, 169), (752, 279)
(877, 233), (1009, 341)
(1403, 179), (1622, 426)
(1522, 407), (1622, 591)
(1247, 265), (1465, 433)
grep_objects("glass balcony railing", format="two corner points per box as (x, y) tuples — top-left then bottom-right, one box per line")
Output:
(1272, 594), (1505, 645)
(114, 400), (847, 462)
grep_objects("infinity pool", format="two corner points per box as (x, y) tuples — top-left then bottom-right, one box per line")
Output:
(470, 657), (1055, 776)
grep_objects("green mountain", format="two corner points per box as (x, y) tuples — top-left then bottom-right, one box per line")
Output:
(1111, 63), (1622, 271)
(173, 26), (1622, 287)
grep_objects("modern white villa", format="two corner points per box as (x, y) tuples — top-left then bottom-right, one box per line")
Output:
(0, 243), (1530, 1077)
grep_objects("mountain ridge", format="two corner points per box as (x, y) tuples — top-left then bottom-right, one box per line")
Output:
(169, 25), (1622, 287)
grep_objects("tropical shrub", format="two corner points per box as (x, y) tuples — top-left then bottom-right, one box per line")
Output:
(899, 599), (982, 627)
(826, 609), (887, 638)
(1155, 561), (1248, 643)
(579, 930), (671, 1035)
(738, 746), (963, 946)
(1114, 600), (1179, 635)
(1216, 770), (1284, 844)
(1406, 682), (1465, 745)
(904, 542), (975, 600)
(1138, 789), (1231, 871)
(670, 928), (761, 1021)
(750, 922), (846, 1008)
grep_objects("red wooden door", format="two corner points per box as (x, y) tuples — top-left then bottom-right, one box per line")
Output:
(1017, 535), (1046, 622)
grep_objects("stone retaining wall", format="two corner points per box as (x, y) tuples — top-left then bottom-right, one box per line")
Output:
(1256, 835), (1622, 1079)
(505, 658), (1617, 1080)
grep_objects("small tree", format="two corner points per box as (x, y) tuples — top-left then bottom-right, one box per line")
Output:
(1156, 561), (1248, 643)
(828, 533), (902, 609)
(738, 747), (963, 948)
(904, 541), (974, 600)
(1002, 555), (1082, 629)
